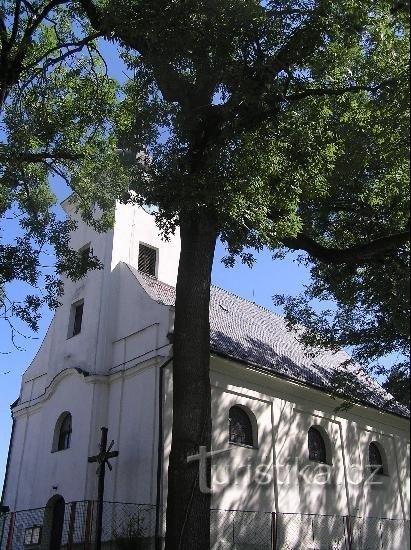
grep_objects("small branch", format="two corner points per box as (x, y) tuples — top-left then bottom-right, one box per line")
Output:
(284, 78), (398, 102)
(10, 0), (22, 48)
(23, 32), (102, 72)
(283, 231), (410, 264)
(22, 0), (69, 43)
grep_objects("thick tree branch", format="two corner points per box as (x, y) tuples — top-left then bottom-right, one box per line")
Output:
(0, 150), (84, 162)
(0, 15), (7, 48)
(78, 0), (197, 105)
(78, 0), (101, 30)
(10, 0), (22, 48)
(283, 231), (410, 264)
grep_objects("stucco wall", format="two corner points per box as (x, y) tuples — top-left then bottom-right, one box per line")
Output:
(3, 370), (94, 509)
(20, 200), (180, 396)
(161, 356), (410, 523)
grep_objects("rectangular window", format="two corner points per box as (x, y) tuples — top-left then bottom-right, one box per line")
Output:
(68, 300), (84, 338)
(72, 302), (83, 336)
(138, 243), (157, 277)
(24, 526), (42, 546)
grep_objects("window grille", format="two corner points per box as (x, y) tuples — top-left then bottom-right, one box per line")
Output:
(308, 427), (327, 463)
(72, 302), (83, 336)
(369, 442), (384, 475)
(58, 413), (72, 451)
(229, 406), (253, 446)
(138, 244), (157, 276)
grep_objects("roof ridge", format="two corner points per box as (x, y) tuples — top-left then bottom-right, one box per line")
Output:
(128, 262), (283, 319)
(211, 283), (284, 320)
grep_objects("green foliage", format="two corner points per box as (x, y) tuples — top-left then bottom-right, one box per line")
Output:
(1, 0), (409, 398)
(0, 0), (126, 335)
(93, 0), (409, 387)
(272, 29), (409, 386)
(383, 362), (410, 408)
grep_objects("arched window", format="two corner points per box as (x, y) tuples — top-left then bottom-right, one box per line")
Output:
(369, 442), (384, 475)
(229, 406), (254, 447)
(308, 427), (327, 463)
(54, 413), (72, 451)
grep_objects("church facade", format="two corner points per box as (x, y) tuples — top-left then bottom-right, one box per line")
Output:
(1, 198), (410, 548)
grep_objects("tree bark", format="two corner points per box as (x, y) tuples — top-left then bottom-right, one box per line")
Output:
(165, 214), (217, 550)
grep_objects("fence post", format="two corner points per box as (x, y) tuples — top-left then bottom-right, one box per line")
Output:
(271, 512), (277, 550)
(344, 516), (353, 550)
(84, 501), (94, 550)
(67, 502), (77, 550)
(379, 519), (384, 550)
(5, 512), (15, 550)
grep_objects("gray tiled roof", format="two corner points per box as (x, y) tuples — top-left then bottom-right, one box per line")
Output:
(128, 265), (409, 418)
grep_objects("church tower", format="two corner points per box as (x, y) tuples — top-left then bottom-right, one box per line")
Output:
(2, 198), (180, 511)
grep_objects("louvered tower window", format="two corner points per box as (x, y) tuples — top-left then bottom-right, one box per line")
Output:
(369, 442), (384, 475)
(138, 243), (157, 277)
(229, 406), (254, 447)
(308, 427), (327, 463)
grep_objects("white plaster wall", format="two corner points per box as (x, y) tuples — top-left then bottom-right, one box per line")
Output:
(3, 370), (94, 509)
(111, 203), (181, 288)
(104, 363), (161, 505)
(110, 263), (172, 373)
(161, 356), (410, 526)
(19, 200), (180, 401)
(211, 387), (275, 513)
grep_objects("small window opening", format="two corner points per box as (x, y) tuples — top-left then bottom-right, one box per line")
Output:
(57, 413), (72, 451)
(308, 427), (327, 463)
(229, 406), (254, 447)
(69, 300), (84, 338)
(138, 243), (157, 277)
(80, 244), (91, 264)
(72, 302), (83, 336)
(24, 526), (42, 546)
(369, 442), (385, 475)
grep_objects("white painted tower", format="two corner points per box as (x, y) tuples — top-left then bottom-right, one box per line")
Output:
(2, 198), (180, 510)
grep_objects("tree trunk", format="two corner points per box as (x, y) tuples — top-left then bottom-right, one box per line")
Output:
(165, 214), (217, 550)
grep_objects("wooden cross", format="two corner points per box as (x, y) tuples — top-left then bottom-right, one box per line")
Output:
(88, 427), (119, 550)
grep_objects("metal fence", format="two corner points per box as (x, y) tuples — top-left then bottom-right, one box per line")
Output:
(0, 503), (409, 549)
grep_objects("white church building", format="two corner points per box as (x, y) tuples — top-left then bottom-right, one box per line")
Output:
(1, 197), (410, 549)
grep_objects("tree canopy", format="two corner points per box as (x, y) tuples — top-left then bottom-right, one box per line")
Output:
(81, 0), (409, 377)
(1, 1), (409, 546)
(76, 1), (409, 547)
(0, 0), (126, 335)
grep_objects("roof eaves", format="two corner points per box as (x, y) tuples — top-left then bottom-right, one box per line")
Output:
(211, 349), (410, 420)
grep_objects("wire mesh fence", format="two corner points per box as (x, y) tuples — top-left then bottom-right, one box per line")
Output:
(275, 512), (348, 550)
(349, 515), (410, 550)
(0, 503), (409, 549)
(210, 509), (272, 549)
